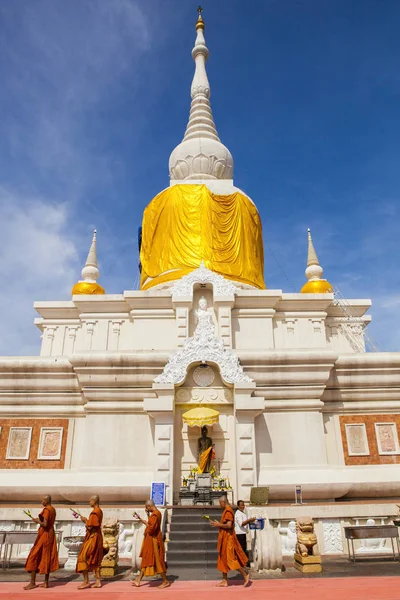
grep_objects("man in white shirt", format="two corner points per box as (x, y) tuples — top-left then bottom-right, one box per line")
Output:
(234, 500), (256, 557)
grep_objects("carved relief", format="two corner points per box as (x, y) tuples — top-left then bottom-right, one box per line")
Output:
(192, 365), (215, 387)
(155, 296), (252, 385)
(175, 387), (232, 404)
(170, 153), (233, 181)
(6, 428), (32, 460)
(71, 524), (86, 536)
(345, 423), (369, 456)
(375, 423), (400, 455)
(322, 520), (343, 554)
(171, 262), (237, 297)
(38, 428), (63, 460)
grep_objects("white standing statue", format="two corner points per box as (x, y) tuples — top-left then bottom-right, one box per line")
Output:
(118, 523), (134, 557)
(279, 520), (297, 555)
(358, 519), (386, 553)
(194, 296), (215, 339)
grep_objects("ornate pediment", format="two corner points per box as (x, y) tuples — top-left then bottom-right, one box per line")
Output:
(170, 262), (237, 297)
(154, 294), (252, 385)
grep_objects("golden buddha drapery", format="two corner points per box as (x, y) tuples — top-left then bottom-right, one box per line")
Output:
(140, 184), (265, 290)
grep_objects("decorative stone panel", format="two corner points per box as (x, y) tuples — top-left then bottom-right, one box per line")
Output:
(340, 415), (400, 465)
(0, 419), (68, 469)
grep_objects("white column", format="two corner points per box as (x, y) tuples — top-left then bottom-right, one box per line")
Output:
(234, 383), (262, 502)
(42, 326), (56, 356)
(84, 320), (96, 350)
(145, 384), (175, 505)
(64, 326), (78, 355)
(110, 320), (123, 351)
(214, 298), (234, 347)
(172, 299), (193, 347)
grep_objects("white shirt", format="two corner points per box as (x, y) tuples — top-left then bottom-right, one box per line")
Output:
(235, 509), (248, 535)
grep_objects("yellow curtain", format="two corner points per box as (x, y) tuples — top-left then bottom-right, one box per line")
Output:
(140, 184), (265, 290)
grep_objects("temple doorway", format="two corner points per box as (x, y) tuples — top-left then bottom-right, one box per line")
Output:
(173, 364), (236, 504)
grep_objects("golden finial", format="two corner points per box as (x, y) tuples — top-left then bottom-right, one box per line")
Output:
(196, 5), (205, 30)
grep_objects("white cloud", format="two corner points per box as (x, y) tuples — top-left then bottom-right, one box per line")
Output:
(0, 188), (80, 355)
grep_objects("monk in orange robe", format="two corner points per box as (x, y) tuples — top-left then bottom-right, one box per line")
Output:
(76, 495), (103, 589)
(24, 495), (59, 590)
(210, 496), (249, 587)
(132, 500), (170, 588)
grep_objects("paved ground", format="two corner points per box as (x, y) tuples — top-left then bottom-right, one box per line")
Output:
(2, 556), (400, 598)
(1, 556), (400, 582)
(1, 577), (400, 599)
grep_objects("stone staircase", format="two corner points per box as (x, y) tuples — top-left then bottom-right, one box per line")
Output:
(166, 507), (221, 579)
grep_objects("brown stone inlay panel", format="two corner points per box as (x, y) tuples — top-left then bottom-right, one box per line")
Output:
(340, 414), (400, 465)
(0, 419), (68, 469)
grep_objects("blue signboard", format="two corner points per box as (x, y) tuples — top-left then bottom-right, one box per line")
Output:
(151, 481), (166, 506)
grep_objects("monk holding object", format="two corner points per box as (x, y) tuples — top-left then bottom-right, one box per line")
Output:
(76, 495), (103, 589)
(210, 496), (250, 587)
(24, 495), (59, 590)
(132, 500), (170, 588)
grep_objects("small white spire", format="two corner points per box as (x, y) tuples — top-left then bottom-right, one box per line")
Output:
(81, 229), (100, 283)
(169, 8), (233, 181)
(305, 228), (324, 281)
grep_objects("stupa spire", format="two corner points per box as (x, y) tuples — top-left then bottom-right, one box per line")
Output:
(306, 228), (322, 271)
(169, 8), (233, 181)
(82, 229), (99, 280)
(300, 228), (333, 294)
(72, 230), (105, 295)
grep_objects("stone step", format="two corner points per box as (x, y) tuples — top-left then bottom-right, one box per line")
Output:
(167, 539), (217, 552)
(170, 515), (218, 524)
(171, 507), (221, 512)
(169, 522), (218, 532)
(167, 554), (219, 566)
(168, 529), (218, 540)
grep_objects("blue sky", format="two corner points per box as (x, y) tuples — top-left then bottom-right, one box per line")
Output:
(0, 0), (399, 354)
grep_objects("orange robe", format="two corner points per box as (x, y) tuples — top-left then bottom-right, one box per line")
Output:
(140, 508), (167, 576)
(217, 506), (248, 573)
(25, 505), (59, 574)
(76, 506), (104, 573)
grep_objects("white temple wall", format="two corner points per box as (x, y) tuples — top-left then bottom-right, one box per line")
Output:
(35, 292), (372, 358)
(323, 413), (346, 466)
(128, 315), (177, 351)
(231, 309), (274, 350)
(255, 411), (328, 468)
(75, 413), (153, 470)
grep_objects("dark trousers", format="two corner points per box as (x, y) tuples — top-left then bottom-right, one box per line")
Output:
(236, 533), (248, 556)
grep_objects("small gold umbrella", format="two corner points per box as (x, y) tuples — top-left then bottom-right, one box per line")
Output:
(182, 406), (219, 427)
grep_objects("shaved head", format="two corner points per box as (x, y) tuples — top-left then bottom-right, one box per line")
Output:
(219, 495), (229, 509)
(42, 495), (51, 506)
(89, 495), (100, 507)
(145, 499), (155, 512)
